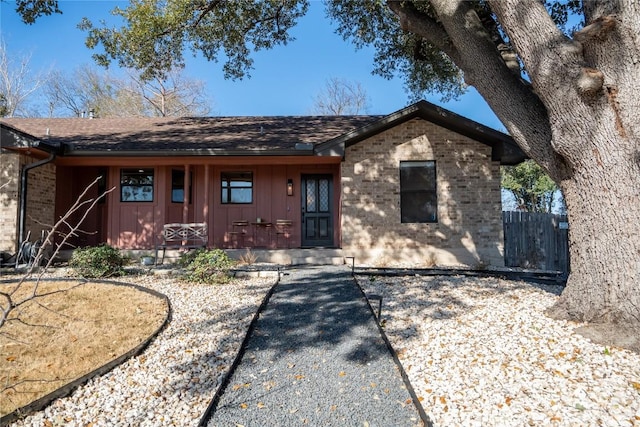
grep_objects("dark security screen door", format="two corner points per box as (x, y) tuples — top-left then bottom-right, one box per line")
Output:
(301, 175), (333, 247)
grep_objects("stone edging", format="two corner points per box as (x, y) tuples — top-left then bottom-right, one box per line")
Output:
(1, 278), (172, 426)
(197, 271), (281, 426)
(352, 274), (434, 427)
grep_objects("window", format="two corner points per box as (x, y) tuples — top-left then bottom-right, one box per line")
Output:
(171, 169), (192, 204)
(121, 168), (154, 202)
(400, 161), (437, 223)
(221, 171), (253, 204)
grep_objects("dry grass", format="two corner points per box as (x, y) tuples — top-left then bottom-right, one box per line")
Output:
(0, 279), (168, 417)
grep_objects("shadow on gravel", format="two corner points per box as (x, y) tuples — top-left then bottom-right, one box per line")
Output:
(198, 266), (427, 427)
(247, 267), (387, 361)
(358, 274), (565, 328)
(164, 268), (390, 404)
(154, 281), (277, 408)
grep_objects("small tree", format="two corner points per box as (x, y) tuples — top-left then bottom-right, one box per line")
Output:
(0, 93), (8, 117)
(311, 77), (370, 115)
(502, 160), (560, 213)
(0, 178), (114, 328)
(0, 38), (48, 117)
(45, 65), (211, 118)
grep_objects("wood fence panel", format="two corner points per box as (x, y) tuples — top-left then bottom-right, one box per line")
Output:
(503, 211), (569, 273)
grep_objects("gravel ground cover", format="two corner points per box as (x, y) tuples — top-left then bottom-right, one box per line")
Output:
(8, 270), (276, 427)
(357, 274), (640, 427)
(7, 267), (640, 427)
(206, 266), (422, 427)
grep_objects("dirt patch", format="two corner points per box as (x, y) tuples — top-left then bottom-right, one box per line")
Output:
(574, 323), (640, 354)
(0, 279), (168, 418)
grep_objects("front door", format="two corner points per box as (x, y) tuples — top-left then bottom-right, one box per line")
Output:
(301, 174), (333, 247)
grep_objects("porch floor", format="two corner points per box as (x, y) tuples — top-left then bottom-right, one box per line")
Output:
(159, 248), (345, 266)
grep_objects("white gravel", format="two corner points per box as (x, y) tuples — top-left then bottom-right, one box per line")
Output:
(8, 270), (276, 427)
(7, 269), (640, 427)
(357, 274), (640, 427)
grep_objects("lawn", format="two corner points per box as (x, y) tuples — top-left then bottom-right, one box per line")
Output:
(0, 278), (168, 418)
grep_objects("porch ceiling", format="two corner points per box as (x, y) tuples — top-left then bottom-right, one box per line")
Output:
(53, 155), (342, 167)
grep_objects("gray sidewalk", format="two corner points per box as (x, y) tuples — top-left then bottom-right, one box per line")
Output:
(202, 265), (427, 427)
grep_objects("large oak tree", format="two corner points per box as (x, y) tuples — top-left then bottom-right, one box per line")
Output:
(20, 0), (640, 328)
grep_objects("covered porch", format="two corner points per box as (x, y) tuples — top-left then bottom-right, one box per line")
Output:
(54, 156), (343, 252)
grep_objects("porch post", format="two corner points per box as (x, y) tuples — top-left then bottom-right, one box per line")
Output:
(204, 165), (210, 246)
(203, 165), (210, 222)
(183, 164), (190, 224)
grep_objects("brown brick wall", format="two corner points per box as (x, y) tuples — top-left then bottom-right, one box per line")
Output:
(0, 152), (56, 254)
(0, 152), (20, 254)
(341, 118), (504, 267)
(25, 157), (56, 244)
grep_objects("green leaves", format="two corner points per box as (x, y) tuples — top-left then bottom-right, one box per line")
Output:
(502, 160), (560, 213)
(79, 0), (309, 82)
(326, 0), (464, 101)
(69, 244), (125, 278)
(181, 248), (236, 285)
(15, 0), (62, 25)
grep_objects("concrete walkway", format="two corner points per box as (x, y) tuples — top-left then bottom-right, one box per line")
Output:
(201, 265), (428, 427)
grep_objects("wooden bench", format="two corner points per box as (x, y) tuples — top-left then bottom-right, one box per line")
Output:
(155, 222), (208, 265)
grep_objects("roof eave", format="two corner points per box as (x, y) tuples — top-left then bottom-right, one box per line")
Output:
(314, 100), (528, 165)
(61, 148), (319, 157)
(0, 123), (62, 154)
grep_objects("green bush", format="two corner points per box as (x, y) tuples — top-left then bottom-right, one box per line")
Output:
(182, 248), (235, 284)
(177, 248), (206, 269)
(69, 245), (125, 278)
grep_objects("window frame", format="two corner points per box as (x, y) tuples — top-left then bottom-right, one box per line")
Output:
(120, 168), (154, 203)
(221, 171), (253, 204)
(399, 160), (438, 223)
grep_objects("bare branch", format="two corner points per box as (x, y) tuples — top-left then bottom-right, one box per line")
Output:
(311, 77), (370, 115)
(0, 38), (49, 117)
(0, 179), (115, 328)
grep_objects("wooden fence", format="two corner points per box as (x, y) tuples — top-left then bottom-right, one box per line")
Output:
(503, 211), (569, 273)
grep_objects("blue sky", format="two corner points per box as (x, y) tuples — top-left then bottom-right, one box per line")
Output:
(1, 0), (503, 129)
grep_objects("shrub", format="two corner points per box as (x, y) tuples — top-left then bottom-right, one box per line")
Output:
(69, 245), (125, 278)
(238, 248), (258, 265)
(182, 249), (235, 284)
(177, 248), (206, 269)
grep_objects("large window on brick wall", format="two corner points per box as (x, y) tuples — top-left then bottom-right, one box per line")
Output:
(221, 171), (253, 204)
(121, 168), (154, 202)
(400, 161), (437, 223)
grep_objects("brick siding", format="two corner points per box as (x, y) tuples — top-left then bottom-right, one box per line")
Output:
(341, 118), (504, 267)
(0, 152), (20, 254)
(0, 152), (56, 254)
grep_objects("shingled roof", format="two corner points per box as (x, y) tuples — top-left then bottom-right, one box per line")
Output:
(0, 100), (526, 164)
(0, 115), (380, 156)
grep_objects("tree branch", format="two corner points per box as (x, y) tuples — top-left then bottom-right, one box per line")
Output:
(1, 180), (115, 328)
(420, 0), (566, 178)
(192, 0), (224, 29)
(487, 0), (585, 100)
(386, 1), (461, 65)
(573, 15), (617, 43)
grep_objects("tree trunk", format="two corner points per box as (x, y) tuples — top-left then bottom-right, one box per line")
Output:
(345, 0), (639, 331)
(547, 134), (640, 325)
